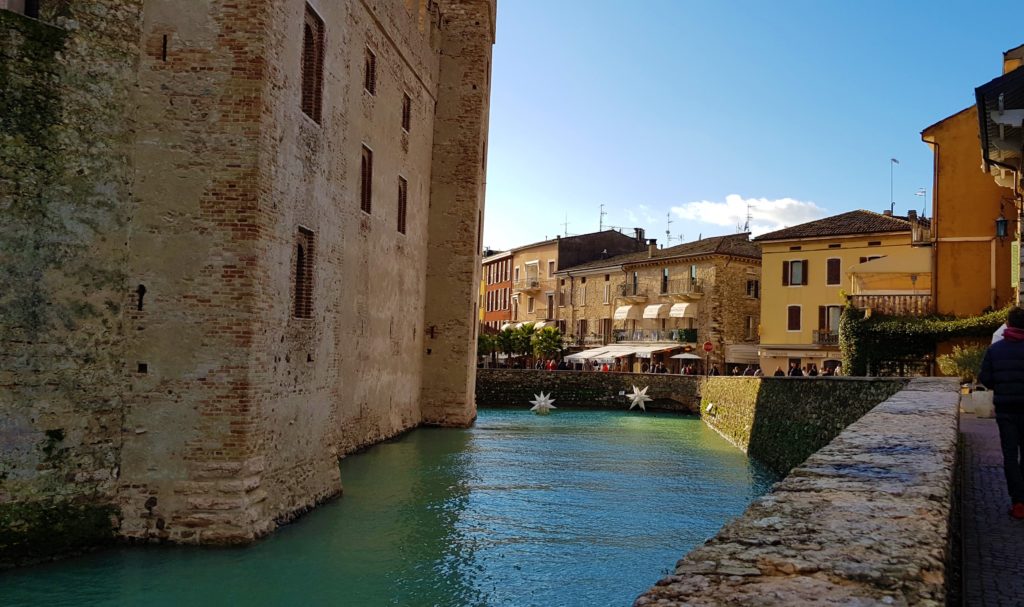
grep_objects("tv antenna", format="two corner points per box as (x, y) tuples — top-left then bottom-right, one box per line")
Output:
(562, 213), (570, 237)
(742, 201), (752, 233)
(599, 203), (607, 231)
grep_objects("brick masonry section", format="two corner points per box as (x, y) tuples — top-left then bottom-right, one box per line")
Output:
(634, 378), (961, 606)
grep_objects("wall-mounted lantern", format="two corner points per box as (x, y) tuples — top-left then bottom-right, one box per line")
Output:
(996, 213), (1009, 240)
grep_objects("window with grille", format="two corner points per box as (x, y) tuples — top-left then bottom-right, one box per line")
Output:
(300, 6), (325, 122)
(527, 297), (534, 313)
(826, 258), (841, 286)
(401, 93), (411, 132)
(787, 305), (801, 331)
(294, 228), (315, 319)
(360, 145), (373, 213)
(548, 260), (555, 277)
(661, 268), (669, 293)
(397, 176), (408, 233)
(364, 47), (377, 95)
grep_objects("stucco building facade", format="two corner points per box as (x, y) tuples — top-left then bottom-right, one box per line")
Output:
(482, 249), (512, 331)
(0, 0), (495, 560)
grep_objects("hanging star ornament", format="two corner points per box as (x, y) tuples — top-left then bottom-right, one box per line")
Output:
(626, 385), (652, 412)
(529, 392), (556, 415)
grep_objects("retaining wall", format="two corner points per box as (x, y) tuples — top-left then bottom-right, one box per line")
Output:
(700, 376), (908, 474)
(635, 378), (961, 606)
(475, 369), (702, 412)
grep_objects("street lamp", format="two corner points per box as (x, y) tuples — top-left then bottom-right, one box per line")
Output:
(997, 213), (1009, 239)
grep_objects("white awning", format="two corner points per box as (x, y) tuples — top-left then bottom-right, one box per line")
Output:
(634, 345), (680, 359)
(643, 304), (670, 319)
(671, 352), (703, 360)
(534, 321), (548, 329)
(565, 347), (608, 362)
(500, 323), (513, 331)
(669, 303), (696, 318)
(614, 305), (643, 320)
(724, 344), (760, 364)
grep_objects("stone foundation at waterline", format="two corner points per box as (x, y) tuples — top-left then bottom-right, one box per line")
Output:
(635, 378), (961, 606)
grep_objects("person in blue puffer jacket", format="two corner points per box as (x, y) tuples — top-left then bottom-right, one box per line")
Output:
(979, 307), (1024, 520)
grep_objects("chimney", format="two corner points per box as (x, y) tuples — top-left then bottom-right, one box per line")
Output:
(882, 209), (893, 217)
(648, 238), (658, 258)
(907, 209), (917, 222)
(634, 227), (645, 243)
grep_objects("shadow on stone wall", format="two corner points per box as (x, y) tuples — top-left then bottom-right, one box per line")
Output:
(700, 376), (908, 475)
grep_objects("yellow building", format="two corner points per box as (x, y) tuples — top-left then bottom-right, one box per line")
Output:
(922, 107), (1014, 316)
(755, 210), (931, 375)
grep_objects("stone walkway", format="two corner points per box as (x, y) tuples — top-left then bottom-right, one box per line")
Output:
(961, 413), (1024, 606)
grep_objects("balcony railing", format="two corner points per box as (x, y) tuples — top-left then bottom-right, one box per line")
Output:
(513, 278), (540, 291)
(849, 294), (934, 316)
(663, 278), (704, 296)
(813, 330), (839, 346)
(614, 329), (697, 343)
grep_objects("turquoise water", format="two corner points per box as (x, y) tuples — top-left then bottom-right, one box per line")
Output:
(1, 409), (776, 606)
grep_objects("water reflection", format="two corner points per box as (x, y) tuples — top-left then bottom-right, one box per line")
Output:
(1, 410), (776, 607)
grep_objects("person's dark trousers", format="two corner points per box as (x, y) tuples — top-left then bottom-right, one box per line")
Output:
(996, 411), (1024, 503)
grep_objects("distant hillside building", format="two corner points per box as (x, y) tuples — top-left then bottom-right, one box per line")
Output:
(0, 0), (495, 557)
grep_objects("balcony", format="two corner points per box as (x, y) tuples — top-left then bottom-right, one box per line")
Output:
(614, 329), (697, 343)
(849, 294), (934, 316)
(617, 283), (648, 303)
(513, 277), (541, 293)
(813, 330), (839, 346)
(663, 278), (705, 300)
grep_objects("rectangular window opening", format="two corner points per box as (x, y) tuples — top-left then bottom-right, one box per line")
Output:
(401, 92), (411, 132)
(787, 305), (800, 331)
(397, 176), (408, 234)
(294, 227), (315, 319)
(360, 145), (373, 213)
(364, 47), (377, 95)
(300, 5), (325, 123)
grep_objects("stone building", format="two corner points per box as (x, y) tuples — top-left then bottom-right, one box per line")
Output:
(557, 234), (762, 372)
(0, 0), (494, 561)
(508, 229), (647, 328)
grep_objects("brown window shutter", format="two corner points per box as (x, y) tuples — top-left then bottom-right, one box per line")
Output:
(859, 256), (867, 264)
(818, 306), (827, 330)
(782, 261), (790, 286)
(787, 306), (800, 331)
(802, 259), (809, 285)
(827, 258), (840, 285)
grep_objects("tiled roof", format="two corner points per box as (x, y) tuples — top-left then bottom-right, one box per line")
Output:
(753, 210), (926, 242)
(559, 233), (759, 273)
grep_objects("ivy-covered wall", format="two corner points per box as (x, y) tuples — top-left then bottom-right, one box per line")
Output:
(0, 4), (143, 566)
(700, 376), (908, 474)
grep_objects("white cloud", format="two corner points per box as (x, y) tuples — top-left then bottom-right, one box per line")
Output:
(670, 194), (827, 237)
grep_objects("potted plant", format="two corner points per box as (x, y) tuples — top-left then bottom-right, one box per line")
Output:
(937, 345), (989, 416)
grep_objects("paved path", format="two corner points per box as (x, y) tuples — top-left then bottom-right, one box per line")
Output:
(961, 413), (1024, 606)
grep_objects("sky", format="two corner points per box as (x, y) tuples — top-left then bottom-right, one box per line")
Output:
(481, 0), (1023, 250)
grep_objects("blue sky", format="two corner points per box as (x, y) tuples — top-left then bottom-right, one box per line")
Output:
(482, 0), (1023, 250)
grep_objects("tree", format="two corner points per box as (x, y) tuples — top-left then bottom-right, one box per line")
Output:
(496, 328), (516, 359)
(532, 326), (563, 360)
(477, 332), (497, 363)
(512, 323), (537, 357)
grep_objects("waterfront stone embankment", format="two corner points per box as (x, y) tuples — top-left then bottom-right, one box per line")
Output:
(634, 378), (961, 606)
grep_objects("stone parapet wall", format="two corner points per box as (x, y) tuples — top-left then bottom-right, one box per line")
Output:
(475, 369), (702, 412)
(635, 378), (961, 606)
(700, 376), (908, 474)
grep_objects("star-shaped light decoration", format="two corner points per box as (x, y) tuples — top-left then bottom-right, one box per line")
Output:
(529, 392), (556, 415)
(626, 385), (652, 412)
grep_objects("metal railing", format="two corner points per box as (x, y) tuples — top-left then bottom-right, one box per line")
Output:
(663, 278), (704, 295)
(513, 278), (540, 291)
(849, 294), (933, 316)
(614, 329), (698, 343)
(813, 330), (839, 346)
(617, 283), (646, 297)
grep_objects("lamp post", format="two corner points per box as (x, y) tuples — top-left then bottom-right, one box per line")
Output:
(997, 213), (1009, 240)
(890, 158), (900, 213)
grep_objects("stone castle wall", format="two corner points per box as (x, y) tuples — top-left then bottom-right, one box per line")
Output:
(1, 0), (494, 564)
(0, 3), (143, 565)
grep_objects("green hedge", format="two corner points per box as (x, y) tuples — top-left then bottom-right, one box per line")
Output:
(840, 305), (1006, 376)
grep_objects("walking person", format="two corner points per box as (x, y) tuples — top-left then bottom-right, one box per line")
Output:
(980, 307), (1024, 519)
(788, 362), (803, 377)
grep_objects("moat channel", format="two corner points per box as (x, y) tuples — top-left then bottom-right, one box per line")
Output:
(2, 409), (777, 606)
